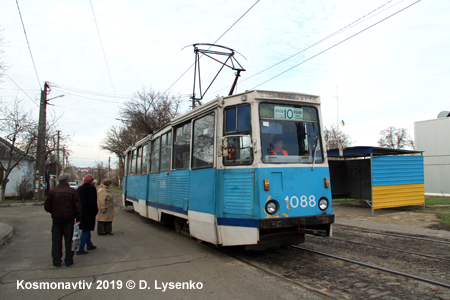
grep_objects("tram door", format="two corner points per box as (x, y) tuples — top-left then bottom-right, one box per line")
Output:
(220, 105), (255, 218)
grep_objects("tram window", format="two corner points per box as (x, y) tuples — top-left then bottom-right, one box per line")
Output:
(142, 144), (149, 174)
(136, 147), (142, 175)
(151, 138), (160, 173)
(260, 103), (323, 164)
(192, 113), (215, 169)
(225, 105), (251, 133)
(125, 152), (130, 176)
(223, 135), (253, 166)
(130, 149), (137, 175)
(160, 132), (172, 172)
(173, 123), (191, 170)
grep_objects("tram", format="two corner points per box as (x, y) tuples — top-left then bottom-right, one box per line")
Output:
(122, 90), (334, 249)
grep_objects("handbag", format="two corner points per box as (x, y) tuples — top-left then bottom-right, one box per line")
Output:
(71, 223), (80, 251)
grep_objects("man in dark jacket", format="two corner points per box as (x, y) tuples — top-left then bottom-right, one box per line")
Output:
(76, 174), (98, 254)
(44, 173), (81, 267)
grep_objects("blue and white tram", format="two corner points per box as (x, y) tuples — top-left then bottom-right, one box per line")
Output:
(123, 90), (334, 249)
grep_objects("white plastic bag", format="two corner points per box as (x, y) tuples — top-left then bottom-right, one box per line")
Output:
(72, 223), (80, 251)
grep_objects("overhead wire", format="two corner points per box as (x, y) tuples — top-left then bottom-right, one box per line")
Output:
(250, 0), (422, 90)
(50, 103), (125, 121)
(15, 0), (41, 90)
(162, 0), (260, 97)
(210, 0), (404, 95)
(89, 0), (119, 103)
(49, 82), (130, 98)
(3, 72), (39, 107)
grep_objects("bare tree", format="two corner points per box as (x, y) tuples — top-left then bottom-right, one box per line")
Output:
(120, 87), (181, 139)
(378, 127), (414, 149)
(44, 123), (71, 177)
(94, 161), (106, 184)
(324, 125), (352, 150)
(101, 88), (181, 184)
(100, 125), (137, 182)
(0, 98), (37, 200)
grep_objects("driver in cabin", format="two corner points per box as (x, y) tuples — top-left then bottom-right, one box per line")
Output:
(270, 138), (288, 156)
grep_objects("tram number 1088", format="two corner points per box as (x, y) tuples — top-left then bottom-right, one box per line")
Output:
(285, 195), (316, 208)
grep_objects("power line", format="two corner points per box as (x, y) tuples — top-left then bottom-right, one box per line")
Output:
(49, 82), (130, 98)
(51, 89), (124, 103)
(15, 0), (41, 89)
(251, 0), (422, 90)
(50, 103), (124, 121)
(210, 0), (401, 95)
(89, 0), (118, 103)
(244, 0), (397, 84)
(162, 0), (260, 97)
(3, 72), (39, 107)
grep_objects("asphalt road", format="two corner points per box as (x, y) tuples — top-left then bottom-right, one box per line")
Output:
(0, 201), (323, 300)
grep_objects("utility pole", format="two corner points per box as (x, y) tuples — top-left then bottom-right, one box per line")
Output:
(56, 130), (60, 179)
(108, 157), (111, 179)
(62, 147), (66, 172)
(34, 82), (48, 201)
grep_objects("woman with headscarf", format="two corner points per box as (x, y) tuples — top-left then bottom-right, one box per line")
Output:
(76, 174), (98, 255)
(96, 179), (116, 235)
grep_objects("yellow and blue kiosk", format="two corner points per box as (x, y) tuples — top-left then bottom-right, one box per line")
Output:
(327, 146), (425, 215)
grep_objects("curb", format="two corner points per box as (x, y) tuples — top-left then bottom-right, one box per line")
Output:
(0, 223), (14, 246)
(0, 202), (44, 208)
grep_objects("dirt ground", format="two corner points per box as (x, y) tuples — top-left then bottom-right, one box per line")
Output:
(333, 202), (441, 228)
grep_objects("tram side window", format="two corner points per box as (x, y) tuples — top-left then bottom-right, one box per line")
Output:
(125, 151), (131, 176)
(136, 147), (142, 175)
(130, 149), (137, 175)
(173, 123), (191, 170)
(160, 132), (172, 172)
(225, 105), (251, 133)
(192, 113), (215, 169)
(142, 144), (149, 174)
(151, 138), (160, 173)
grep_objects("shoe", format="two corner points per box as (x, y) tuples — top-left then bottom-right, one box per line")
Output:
(76, 250), (89, 255)
(87, 245), (97, 250)
(65, 261), (74, 267)
(98, 233), (106, 236)
(53, 262), (61, 267)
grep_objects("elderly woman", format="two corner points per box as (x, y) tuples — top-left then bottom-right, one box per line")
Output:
(76, 174), (98, 254)
(96, 179), (116, 235)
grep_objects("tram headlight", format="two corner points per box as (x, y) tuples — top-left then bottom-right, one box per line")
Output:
(265, 200), (278, 215)
(318, 198), (329, 211)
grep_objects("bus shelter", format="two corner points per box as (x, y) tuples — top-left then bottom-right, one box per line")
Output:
(327, 146), (425, 215)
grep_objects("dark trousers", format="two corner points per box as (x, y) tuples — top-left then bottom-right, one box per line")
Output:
(97, 221), (112, 234)
(51, 220), (74, 265)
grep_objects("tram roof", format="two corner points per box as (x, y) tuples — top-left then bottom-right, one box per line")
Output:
(130, 90), (322, 150)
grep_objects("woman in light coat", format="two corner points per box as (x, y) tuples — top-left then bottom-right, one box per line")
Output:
(96, 179), (116, 235)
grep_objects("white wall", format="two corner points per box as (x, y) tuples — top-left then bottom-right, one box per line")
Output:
(415, 117), (450, 196)
(0, 159), (34, 197)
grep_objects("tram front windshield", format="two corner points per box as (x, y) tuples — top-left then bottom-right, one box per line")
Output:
(260, 103), (323, 164)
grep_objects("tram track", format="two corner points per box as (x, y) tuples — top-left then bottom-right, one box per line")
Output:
(219, 247), (337, 300)
(291, 245), (450, 289)
(221, 242), (450, 299)
(334, 224), (450, 244)
(219, 224), (450, 299)
(329, 236), (450, 261)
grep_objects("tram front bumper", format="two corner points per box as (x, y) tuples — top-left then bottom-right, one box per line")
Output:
(259, 214), (335, 236)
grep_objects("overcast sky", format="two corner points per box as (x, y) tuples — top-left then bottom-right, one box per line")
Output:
(1, 0), (448, 167)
